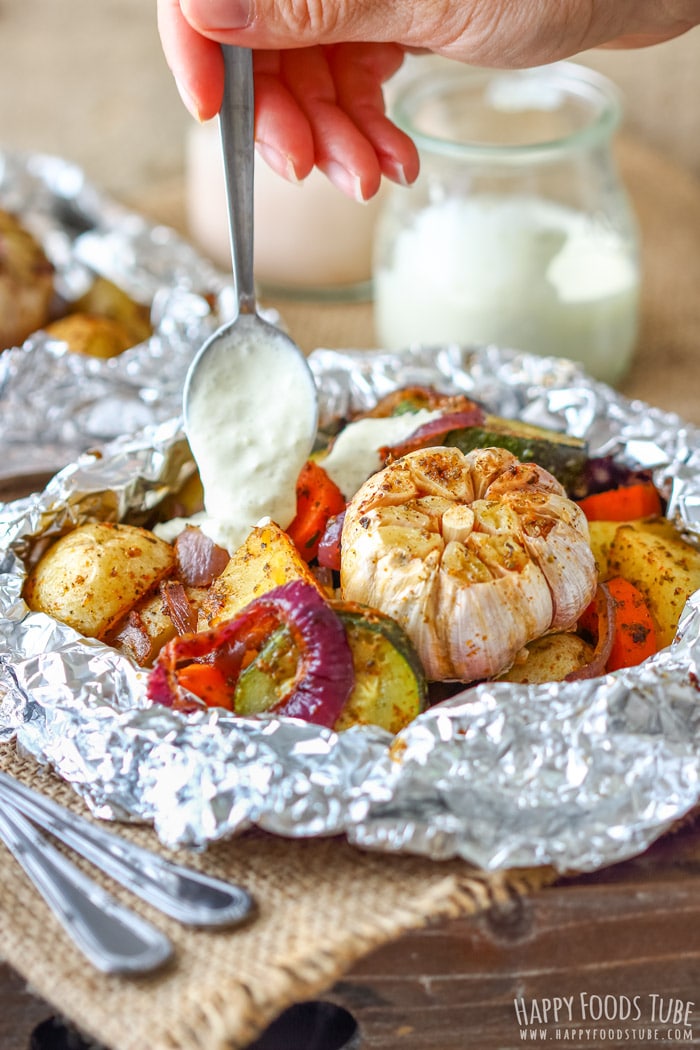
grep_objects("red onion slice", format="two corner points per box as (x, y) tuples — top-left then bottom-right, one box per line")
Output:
(161, 580), (197, 635)
(175, 526), (230, 587)
(317, 511), (345, 571)
(379, 408), (485, 461)
(148, 580), (354, 728)
(565, 582), (616, 681)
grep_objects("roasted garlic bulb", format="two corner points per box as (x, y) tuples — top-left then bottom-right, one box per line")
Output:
(341, 446), (597, 682)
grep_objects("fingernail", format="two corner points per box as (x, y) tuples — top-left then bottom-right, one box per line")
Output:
(322, 162), (371, 203)
(383, 158), (413, 187)
(175, 77), (204, 123)
(194, 0), (252, 29)
(257, 143), (302, 183)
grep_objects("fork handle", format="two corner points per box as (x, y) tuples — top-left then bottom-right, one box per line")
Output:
(0, 771), (254, 928)
(0, 804), (172, 974)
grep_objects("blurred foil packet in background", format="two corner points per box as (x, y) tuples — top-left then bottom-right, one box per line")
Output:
(1, 344), (699, 875)
(0, 150), (234, 483)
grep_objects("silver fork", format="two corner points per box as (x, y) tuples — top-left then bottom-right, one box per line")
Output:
(0, 770), (256, 972)
(0, 802), (173, 974)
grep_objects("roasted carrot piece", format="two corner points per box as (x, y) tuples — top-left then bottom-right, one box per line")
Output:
(286, 460), (346, 563)
(176, 662), (233, 709)
(579, 575), (658, 672)
(605, 576), (658, 671)
(577, 481), (662, 522)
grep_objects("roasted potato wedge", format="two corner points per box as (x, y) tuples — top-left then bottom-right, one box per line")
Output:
(43, 313), (137, 358)
(497, 632), (594, 684)
(157, 471), (205, 522)
(0, 208), (54, 349)
(607, 525), (700, 647)
(109, 588), (179, 666)
(109, 584), (210, 666)
(208, 522), (324, 627)
(24, 522), (175, 639)
(74, 276), (152, 345)
(587, 517), (682, 581)
(586, 520), (621, 580)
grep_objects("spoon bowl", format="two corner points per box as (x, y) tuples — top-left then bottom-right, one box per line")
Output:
(183, 310), (316, 433)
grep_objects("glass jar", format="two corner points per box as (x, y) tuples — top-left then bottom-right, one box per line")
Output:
(373, 61), (641, 385)
(187, 120), (382, 301)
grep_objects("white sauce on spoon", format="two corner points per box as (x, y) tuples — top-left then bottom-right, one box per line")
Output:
(184, 328), (318, 553)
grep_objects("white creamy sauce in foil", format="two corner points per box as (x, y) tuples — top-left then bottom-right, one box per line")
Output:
(184, 330), (317, 553)
(321, 410), (442, 498)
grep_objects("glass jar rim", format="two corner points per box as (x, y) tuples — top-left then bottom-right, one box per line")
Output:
(391, 60), (622, 164)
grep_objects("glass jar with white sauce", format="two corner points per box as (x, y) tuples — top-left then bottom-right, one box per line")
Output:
(373, 61), (641, 385)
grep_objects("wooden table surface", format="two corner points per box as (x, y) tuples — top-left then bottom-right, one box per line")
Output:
(1, 142), (699, 1048)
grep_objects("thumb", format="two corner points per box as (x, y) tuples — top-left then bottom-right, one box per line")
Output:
(179, 0), (700, 66)
(179, 0), (438, 50)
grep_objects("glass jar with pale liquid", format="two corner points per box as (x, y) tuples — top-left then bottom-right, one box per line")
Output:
(373, 61), (641, 385)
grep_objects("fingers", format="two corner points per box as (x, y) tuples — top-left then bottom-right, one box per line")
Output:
(180, 0), (409, 48)
(327, 44), (420, 187)
(160, 2), (416, 199)
(253, 53), (315, 181)
(157, 0), (224, 120)
(279, 48), (385, 200)
(269, 44), (421, 199)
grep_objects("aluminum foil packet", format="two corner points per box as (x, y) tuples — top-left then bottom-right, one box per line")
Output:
(1, 345), (700, 875)
(0, 149), (233, 482)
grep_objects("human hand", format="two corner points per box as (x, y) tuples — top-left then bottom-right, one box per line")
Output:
(159, 15), (420, 200)
(158, 0), (699, 199)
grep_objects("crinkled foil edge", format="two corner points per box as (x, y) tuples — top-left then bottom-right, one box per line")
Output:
(1, 343), (700, 874)
(0, 148), (234, 481)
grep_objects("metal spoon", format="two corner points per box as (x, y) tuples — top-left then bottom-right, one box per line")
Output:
(0, 770), (255, 928)
(182, 45), (317, 440)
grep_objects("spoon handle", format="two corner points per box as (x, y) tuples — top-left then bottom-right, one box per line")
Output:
(220, 44), (256, 314)
(0, 803), (172, 974)
(0, 771), (255, 928)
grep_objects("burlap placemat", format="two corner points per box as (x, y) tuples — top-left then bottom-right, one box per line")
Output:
(0, 742), (551, 1049)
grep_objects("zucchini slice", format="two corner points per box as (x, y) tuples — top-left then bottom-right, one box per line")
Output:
(445, 414), (588, 493)
(233, 627), (297, 717)
(233, 601), (427, 733)
(332, 602), (427, 734)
